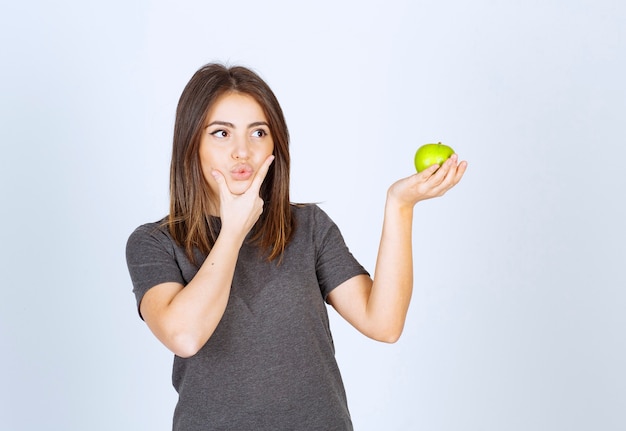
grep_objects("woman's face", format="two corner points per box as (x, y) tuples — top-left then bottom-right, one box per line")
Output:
(199, 92), (274, 201)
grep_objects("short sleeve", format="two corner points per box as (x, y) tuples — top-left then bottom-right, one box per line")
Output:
(311, 206), (370, 301)
(125, 222), (186, 317)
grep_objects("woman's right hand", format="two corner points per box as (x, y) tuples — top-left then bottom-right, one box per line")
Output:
(210, 155), (275, 240)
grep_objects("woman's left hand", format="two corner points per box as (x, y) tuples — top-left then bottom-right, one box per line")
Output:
(388, 154), (468, 208)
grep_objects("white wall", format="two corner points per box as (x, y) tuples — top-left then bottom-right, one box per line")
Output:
(1, 0), (625, 430)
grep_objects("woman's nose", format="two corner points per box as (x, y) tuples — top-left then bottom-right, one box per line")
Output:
(231, 136), (250, 160)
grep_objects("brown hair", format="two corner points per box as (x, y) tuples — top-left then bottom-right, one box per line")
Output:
(168, 63), (294, 263)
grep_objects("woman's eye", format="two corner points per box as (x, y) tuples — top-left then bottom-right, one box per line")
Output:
(211, 130), (228, 138)
(252, 129), (267, 138)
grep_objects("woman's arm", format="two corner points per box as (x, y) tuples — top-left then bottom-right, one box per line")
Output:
(140, 156), (275, 358)
(327, 155), (467, 343)
(139, 231), (246, 358)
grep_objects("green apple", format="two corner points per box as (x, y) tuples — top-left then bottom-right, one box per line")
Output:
(414, 142), (455, 172)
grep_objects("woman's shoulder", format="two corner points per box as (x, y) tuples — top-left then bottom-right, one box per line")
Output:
(129, 216), (168, 234)
(292, 202), (323, 218)
(126, 216), (172, 250)
(291, 203), (337, 229)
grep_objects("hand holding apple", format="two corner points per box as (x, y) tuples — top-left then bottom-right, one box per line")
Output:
(414, 142), (455, 173)
(386, 145), (467, 208)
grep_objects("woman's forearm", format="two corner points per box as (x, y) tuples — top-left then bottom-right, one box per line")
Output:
(144, 230), (246, 358)
(366, 197), (415, 341)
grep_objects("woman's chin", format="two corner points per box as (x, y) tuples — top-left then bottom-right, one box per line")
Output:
(228, 181), (252, 195)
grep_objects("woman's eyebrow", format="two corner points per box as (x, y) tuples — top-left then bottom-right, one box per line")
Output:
(248, 121), (269, 128)
(205, 121), (269, 129)
(205, 120), (234, 128)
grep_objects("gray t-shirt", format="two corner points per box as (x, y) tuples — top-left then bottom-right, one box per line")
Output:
(126, 204), (369, 431)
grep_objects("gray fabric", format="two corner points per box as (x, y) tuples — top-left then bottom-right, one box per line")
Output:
(126, 204), (369, 431)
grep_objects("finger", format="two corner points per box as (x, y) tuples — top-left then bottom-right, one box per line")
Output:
(456, 160), (468, 179)
(418, 163), (440, 180)
(444, 155), (466, 184)
(248, 154), (275, 193)
(211, 169), (232, 199)
(427, 157), (454, 186)
(435, 157), (467, 193)
(441, 155), (460, 182)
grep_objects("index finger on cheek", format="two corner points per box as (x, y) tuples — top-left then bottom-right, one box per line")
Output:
(251, 155), (275, 191)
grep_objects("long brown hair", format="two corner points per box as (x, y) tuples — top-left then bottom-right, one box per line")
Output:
(168, 63), (294, 263)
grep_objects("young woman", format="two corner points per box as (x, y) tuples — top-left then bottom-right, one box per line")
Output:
(126, 63), (467, 430)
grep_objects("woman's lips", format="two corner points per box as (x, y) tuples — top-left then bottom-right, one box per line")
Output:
(230, 163), (253, 181)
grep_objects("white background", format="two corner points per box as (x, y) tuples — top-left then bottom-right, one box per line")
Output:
(1, 0), (625, 430)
